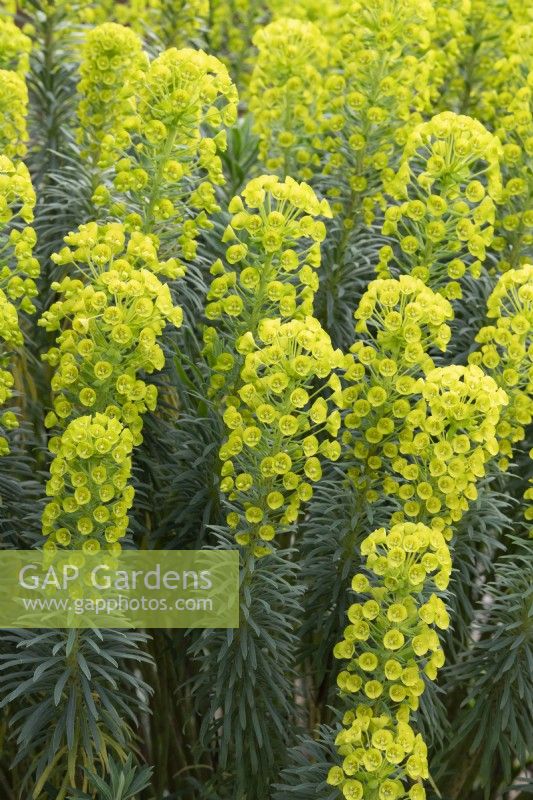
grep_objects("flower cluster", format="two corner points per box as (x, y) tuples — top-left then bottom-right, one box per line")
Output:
(268, 0), (343, 34)
(204, 174), (332, 398)
(206, 0), (263, 85)
(0, 69), (29, 158)
(429, 0), (471, 103)
(220, 316), (345, 557)
(249, 18), (329, 179)
(76, 23), (147, 169)
(342, 276), (453, 494)
(328, 521), (450, 800)
(320, 0), (435, 225)
(40, 222), (184, 446)
(0, 17), (32, 74)
(446, 0), (517, 118)
(469, 265), (533, 467)
(0, 156), (38, 455)
(96, 47), (238, 262)
(42, 413), (134, 552)
(379, 112), (503, 298)
(135, 0), (209, 49)
(329, 365), (506, 800)
(0, 156), (39, 314)
(40, 222), (183, 550)
(385, 365), (508, 529)
(476, 40), (533, 273)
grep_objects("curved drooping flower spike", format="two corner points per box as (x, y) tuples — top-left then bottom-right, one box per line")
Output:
(40, 222), (184, 445)
(40, 222), (183, 553)
(328, 365), (507, 800)
(379, 112), (503, 298)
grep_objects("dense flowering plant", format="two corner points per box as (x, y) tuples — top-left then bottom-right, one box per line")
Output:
(475, 35), (533, 273)
(206, 0), (265, 85)
(379, 112), (502, 297)
(429, 0), (471, 103)
(204, 174), (331, 397)
(329, 365), (507, 800)
(0, 1), (531, 798)
(249, 18), (329, 179)
(320, 0), (436, 226)
(76, 23), (147, 171)
(0, 155), (38, 454)
(469, 264), (533, 466)
(0, 16), (31, 73)
(94, 47), (238, 263)
(220, 316), (345, 556)
(40, 222), (183, 443)
(0, 69), (28, 158)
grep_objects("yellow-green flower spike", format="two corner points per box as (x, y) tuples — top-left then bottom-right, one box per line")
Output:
(320, 0), (436, 226)
(449, 0), (516, 117)
(429, 0), (471, 103)
(76, 23), (147, 172)
(40, 222), (184, 445)
(100, 47), (238, 260)
(204, 174), (332, 399)
(343, 276), (453, 497)
(0, 156), (39, 314)
(0, 156), (38, 455)
(475, 33), (533, 274)
(42, 413), (135, 552)
(386, 365), (508, 529)
(329, 520), (450, 800)
(220, 316), (345, 557)
(206, 0), (266, 87)
(380, 111), (503, 298)
(250, 18), (329, 179)
(329, 365), (506, 800)
(469, 264), (533, 469)
(0, 17), (32, 74)
(0, 69), (29, 158)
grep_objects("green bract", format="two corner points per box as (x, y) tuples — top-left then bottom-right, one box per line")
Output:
(204, 174), (331, 399)
(220, 315), (345, 556)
